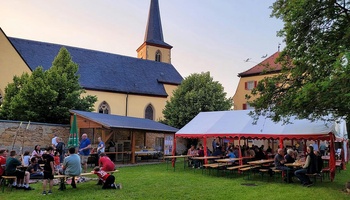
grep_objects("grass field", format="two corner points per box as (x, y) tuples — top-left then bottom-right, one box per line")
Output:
(0, 161), (349, 200)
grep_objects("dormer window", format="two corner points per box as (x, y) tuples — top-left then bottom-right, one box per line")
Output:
(155, 50), (161, 62)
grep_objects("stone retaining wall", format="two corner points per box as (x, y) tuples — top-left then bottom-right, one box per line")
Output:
(0, 120), (70, 153)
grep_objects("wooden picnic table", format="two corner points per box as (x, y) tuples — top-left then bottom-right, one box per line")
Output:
(215, 158), (242, 163)
(164, 155), (191, 171)
(285, 162), (304, 168)
(247, 159), (274, 165)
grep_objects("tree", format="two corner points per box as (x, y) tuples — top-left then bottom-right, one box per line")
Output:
(0, 47), (97, 124)
(162, 72), (232, 129)
(248, 1), (350, 123)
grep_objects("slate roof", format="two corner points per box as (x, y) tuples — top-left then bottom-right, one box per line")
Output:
(70, 110), (178, 133)
(238, 52), (282, 77)
(143, 0), (172, 48)
(8, 37), (182, 97)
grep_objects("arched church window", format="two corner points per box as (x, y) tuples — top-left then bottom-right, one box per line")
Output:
(155, 50), (161, 62)
(98, 101), (110, 114)
(145, 104), (154, 120)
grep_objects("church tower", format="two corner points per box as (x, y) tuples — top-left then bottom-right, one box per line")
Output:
(137, 0), (172, 64)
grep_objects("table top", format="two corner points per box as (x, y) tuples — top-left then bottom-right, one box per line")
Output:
(247, 159), (274, 165)
(215, 158), (242, 162)
(285, 162), (304, 167)
(322, 156), (330, 160)
(191, 156), (221, 160)
(164, 155), (191, 159)
(135, 150), (159, 154)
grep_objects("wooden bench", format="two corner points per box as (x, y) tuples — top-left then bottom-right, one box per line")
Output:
(1, 176), (17, 193)
(226, 165), (249, 170)
(56, 170), (119, 191)
(306, 173), (322, 183)
(239, 166), (259, 180)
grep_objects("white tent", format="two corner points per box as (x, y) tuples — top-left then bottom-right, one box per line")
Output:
(176, 110), (347, 140)
(175, 110), (349, 181)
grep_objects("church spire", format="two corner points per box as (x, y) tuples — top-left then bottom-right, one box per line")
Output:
(144, 0), (172, 48)
(137, 0), (172, 64)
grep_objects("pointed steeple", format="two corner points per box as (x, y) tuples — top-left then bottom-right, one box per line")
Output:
(137, 0), (172, 63)
(144, 0), (172, 48)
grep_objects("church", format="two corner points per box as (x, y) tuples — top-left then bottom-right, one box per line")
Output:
(0, 0), (182, 121)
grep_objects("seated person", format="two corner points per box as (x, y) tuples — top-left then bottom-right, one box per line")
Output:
(284, 149), (296, 164)
(5, 150), (33, 190)
(0, 149), (8, 177)
(187, 145), (199, 168)
(274, 148), (293, 183)
(212, 146), (223, 156)
(314, 151), (323, 172)
(92, 166), (120, 189)
(22, 151), (31, 166)
(226, 149), (236, 159)
(59, 147), (82, 188)
(294, 146), (317, 187)
(26, 157), (44, 179)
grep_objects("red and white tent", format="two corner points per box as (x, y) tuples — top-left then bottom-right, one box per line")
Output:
(175, 110), (348, 181)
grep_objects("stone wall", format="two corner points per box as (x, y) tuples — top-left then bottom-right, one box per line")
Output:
(0, 120), (70, 153)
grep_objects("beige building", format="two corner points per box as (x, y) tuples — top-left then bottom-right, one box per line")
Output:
(0, 0), (181, 121)
(233, 52), (281, 110)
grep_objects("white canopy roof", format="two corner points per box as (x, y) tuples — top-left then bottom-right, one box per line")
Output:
(176, 110), (348, 140)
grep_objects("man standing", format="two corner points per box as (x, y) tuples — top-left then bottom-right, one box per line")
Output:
(55, 137), (66, 163)
(60, 147), (82, 189)
(79, 133), (91, 173)
(97, 137), (105, 156)
(51, 134), (58, 149)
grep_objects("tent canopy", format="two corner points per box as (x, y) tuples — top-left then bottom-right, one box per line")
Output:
(176, 110), (347, 141)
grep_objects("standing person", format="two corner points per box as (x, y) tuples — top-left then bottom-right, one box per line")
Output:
(79, 133), (91, 173)
(5, 150), (33, 190)
(0, 149), (8, 177)
(55, 137), (65, 163)
(97, 137), (105, 156)
(92, 167), (120, 189)
(51, 134), (58, 149)
(42, 147), (55, 195)
(319, 142), (326, 156)
(294, 146), (317, 187)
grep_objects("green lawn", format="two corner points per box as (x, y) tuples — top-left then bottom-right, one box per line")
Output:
(1, 161), (349, 200)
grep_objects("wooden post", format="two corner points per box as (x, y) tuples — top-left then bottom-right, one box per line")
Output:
(131, 130), (135, 164)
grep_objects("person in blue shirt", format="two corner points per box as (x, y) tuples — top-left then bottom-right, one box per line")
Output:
(227, 149), (236, 158)
(79, 133), (91, 173)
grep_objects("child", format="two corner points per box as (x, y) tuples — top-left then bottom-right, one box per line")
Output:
(42, 147), (55, 195)
(23, 151), (31, 166)
(54, 151), (61, 173)
(92, 167), (121, 189)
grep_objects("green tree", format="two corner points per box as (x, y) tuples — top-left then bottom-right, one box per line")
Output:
(162, 72), (232, 129)
(248, 1), (350, 123)
(0, 47), (97, 124)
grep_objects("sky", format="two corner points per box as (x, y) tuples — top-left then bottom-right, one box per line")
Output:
(0, 0), (284, 98)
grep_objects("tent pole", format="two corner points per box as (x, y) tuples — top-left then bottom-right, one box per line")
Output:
(238, 137), (242, 165)
(279, 138), (283, 149)
(203, 136), (207, 164)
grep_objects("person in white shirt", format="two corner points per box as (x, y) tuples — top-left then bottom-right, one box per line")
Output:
(51, 134), (58, 148)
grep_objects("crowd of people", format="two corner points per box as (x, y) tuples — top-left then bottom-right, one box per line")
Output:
(0, 133), (119, 195)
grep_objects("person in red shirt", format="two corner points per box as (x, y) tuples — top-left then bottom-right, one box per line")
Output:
(0, 149), (8, 176)
(92, 167), (119, 189)
(98, 153), (115, 171)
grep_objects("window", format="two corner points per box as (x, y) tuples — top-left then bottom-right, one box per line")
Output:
(245, 81), (257, 90)
(145, 104), (154, 120)
(155, 50), (161, 62)
(155, 137), (164, 151)
(98, 101), (110, 114)
(242, 103), (254, 110)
